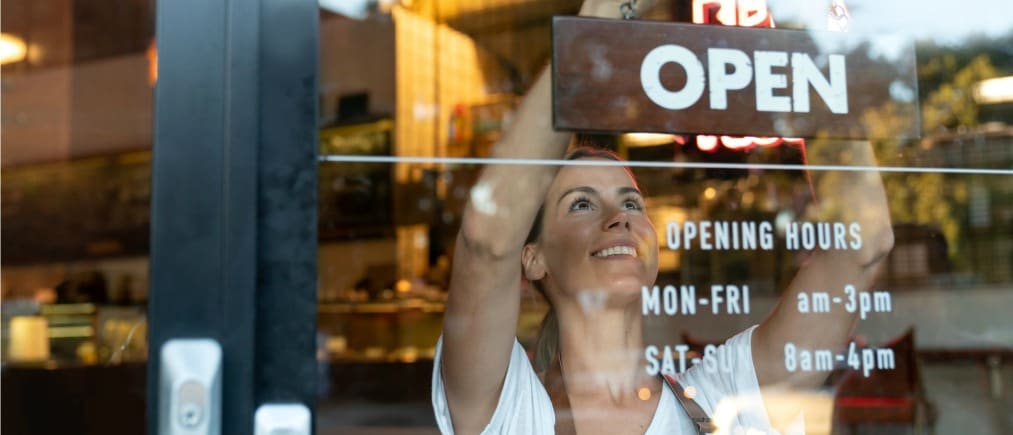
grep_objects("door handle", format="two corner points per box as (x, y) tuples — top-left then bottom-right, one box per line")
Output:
(255, 403), (311, 435)
(159, 338), (222, 435)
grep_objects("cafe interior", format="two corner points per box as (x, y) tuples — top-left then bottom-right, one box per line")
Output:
(2, 0), (1012, 433)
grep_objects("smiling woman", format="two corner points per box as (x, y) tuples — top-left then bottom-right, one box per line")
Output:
(433, 0), (894, 434)
(522, 147), (659, 375)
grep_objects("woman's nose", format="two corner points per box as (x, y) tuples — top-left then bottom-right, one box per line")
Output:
(604, 209), (631, 231)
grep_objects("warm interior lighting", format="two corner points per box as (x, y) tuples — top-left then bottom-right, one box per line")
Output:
(377, 0), (400, 13)
(8, 316), (50, 362)
(623, 132), (676, 147)
(693, 135), (804, 152)
(0, 33), (27, 65)
(395, 279), (412, 293)
(704, 187), (717, 200)
(650, 205), (686, 271)
(147, 39), (158, 86)
(974, 76), (1013, 104)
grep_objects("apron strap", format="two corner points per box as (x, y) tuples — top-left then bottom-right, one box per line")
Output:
(544, 356), (715, 434)
(663, 374), (717, 433)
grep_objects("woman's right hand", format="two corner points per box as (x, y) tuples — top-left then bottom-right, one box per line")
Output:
(579, 0), (660, 18)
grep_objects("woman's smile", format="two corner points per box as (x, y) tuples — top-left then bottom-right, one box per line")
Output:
(591, 241), (639, 259)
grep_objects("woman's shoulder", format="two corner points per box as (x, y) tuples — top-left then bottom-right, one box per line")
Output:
(676, 326), (775, 431)
(432, 336), (555, 434)
(680, 325), (759, 388)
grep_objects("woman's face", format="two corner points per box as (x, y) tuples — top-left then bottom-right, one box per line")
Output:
(525, 159), (659, 307)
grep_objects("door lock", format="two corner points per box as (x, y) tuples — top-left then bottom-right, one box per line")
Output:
(159, 339), (222, 435)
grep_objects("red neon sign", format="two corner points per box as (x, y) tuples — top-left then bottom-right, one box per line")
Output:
(688, 0), (805, 152)
(693, 0), (774, 27)
(696, 135), (805, 152)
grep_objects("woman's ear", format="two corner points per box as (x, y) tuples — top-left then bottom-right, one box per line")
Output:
(522, 243), (546, 281)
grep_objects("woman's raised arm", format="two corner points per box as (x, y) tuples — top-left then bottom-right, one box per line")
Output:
(438, 2), (658, 431)
(439, 59), (569, 434)
(752, 140), (894, 391)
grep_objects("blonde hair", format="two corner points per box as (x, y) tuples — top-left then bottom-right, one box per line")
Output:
(526, 146), (625, 373)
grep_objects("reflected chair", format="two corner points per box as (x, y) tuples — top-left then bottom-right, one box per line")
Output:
(831, 328), (937, 434)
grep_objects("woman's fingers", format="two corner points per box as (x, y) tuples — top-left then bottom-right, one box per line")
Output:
(580, 0), (661, 18)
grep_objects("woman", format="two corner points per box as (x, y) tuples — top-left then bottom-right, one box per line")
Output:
(433, 1), (894, 433)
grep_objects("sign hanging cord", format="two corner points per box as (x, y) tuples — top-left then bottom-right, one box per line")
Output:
(620, 0), (638, 19)
(828, 0), (852, 32)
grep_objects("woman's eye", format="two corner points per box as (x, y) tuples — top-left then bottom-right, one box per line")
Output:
(623, 199), (643, 210)
(570, 198), (592, 211)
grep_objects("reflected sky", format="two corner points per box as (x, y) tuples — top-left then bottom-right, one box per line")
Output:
(770, 0), (1012, 44)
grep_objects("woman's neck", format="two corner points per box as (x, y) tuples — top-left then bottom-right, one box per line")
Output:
(554, 301), (653, 405)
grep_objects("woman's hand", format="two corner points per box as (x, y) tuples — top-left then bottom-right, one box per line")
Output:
(579, 0), (660, 19)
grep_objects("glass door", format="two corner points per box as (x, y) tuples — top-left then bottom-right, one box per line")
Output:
(311, 1), (1013, 434)
(147, 0), (319, 433)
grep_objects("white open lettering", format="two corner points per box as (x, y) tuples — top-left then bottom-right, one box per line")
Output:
(640, 45), (848, 114)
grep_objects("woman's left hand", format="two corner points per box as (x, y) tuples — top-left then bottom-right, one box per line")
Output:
(579, 0), (661, 19)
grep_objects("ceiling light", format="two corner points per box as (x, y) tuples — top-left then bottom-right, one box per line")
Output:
(623, 132), (675, 147)
(0, 33), (27, 65)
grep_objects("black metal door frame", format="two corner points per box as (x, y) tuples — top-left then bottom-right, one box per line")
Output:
(148, 0), (318, 433)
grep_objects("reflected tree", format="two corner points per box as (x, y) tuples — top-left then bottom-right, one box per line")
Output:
(862, 51), (1000, 270)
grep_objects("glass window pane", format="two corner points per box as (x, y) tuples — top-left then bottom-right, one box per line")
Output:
(2, 0), (152, 433)
(316, 1), (1011, 434)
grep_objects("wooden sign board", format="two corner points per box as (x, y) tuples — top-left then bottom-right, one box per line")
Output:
(552, 17), (920, 139)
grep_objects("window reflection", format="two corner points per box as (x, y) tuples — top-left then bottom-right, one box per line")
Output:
(2, 0), (152, 433)
(0, 0), (1009, 433)
(315, 0), (1011, 434)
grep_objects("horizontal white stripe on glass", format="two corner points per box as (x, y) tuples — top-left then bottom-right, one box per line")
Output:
(319, 155), (1013, 176)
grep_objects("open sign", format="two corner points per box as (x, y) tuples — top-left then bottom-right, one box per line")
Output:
(640, 45), (847, 114)
(552, 17), (919, 139)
